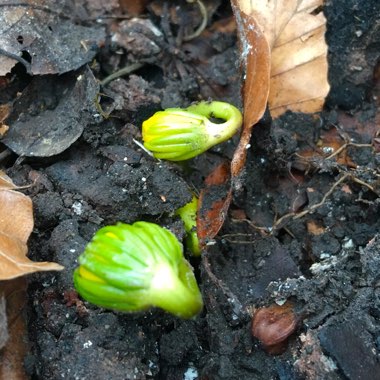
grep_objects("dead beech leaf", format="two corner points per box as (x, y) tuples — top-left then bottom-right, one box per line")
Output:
(0, 174), (63, 280)
(231, 0), (270, 178)
(0, 171), (19, 191)
(236, 0), (330, 118)
(0, 0), (105, 75)
(0, 232), (62, 280)
(2, 66), (99, 157)
(196, 2), (270, 240)
(0, 188), (33, 244)
(197, 162), (232, 248)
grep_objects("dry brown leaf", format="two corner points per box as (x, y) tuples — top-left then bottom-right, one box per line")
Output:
(230, 0), (271, 179)
(0, 1), (104, 75)
(0, 190), (33, 243)
(197, 162), (232, 248)
(0, 171), (19, 191)
(0, 174), (63, 280)
(236, 0), (330, 118)
(0, 232), (63, 280)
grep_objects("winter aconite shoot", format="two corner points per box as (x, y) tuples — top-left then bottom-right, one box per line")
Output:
(176, 195), (201, 256)
(73, 222), (203, 319)
(142, 101), (242, 161)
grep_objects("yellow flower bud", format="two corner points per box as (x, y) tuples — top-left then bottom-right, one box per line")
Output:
(142, 101), (242, 161)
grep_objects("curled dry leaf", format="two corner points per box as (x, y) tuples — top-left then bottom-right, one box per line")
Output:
(2, 66), (99, 158)
(230, 0), (270, 178)
(0, 0), (104, 75)
(197, 162), (232, 248)
(0, 172), (63, 280)
(236, 0), (330, 118)
(196, 1), (330, 245)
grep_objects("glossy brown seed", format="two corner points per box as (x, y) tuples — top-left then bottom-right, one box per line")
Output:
(251, 302), (297, 354)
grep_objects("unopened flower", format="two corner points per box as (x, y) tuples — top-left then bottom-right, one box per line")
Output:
(73, 221), (203, 319)
(142, 101), (242, 161)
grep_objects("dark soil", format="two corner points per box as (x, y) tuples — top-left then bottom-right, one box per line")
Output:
(2, 0), (380, 379)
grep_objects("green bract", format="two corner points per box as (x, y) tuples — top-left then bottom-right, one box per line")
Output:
(142, 101), (242, 161)
(73, 221), (203, 319)
(176, 195), (201, 256)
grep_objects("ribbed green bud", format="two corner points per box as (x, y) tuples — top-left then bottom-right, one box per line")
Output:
(142, 101), (242, 161)
(73, 221), (203, 319)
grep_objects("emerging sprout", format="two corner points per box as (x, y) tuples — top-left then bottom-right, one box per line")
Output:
(176, 195), (201, 256)
(142, 101), (242, 161)
(73, 221), (203, 319)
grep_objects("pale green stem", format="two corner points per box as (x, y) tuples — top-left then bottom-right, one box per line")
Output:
(149, 261), (203, 319)
(185, 101), (243, 148)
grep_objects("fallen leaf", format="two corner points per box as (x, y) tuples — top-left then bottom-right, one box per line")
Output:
(0, 173), (63, 280)
(197, 162), (232, 248)
(0, 171), (18, 190)
(236, 0), (330, 118)
(230, 0), (270, 178)
(2, 66), (99, 157)
(195, 1), (330, 245)
(0, 232), (63, 280)
(0, 191), (33, 243)
(0, 1), (105, 75)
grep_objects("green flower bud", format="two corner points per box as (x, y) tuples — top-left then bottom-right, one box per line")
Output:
(176, 195), (201, 256)
(142, 101), (242, 161)
(73, 221), (203, 319)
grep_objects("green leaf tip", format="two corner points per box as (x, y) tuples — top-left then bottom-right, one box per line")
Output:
(73, 221), (203, 319)
(142, 101), (242, 161)
(176, 195), (201, 256)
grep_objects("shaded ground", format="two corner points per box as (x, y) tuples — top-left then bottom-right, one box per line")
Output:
(1, 0), (380, 379)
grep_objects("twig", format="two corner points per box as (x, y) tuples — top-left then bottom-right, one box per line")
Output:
(236, 171), (376, 234)
(272, 173), (350, 229)
(325, 142), (373, 161)
(220, 232), (256, 244)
